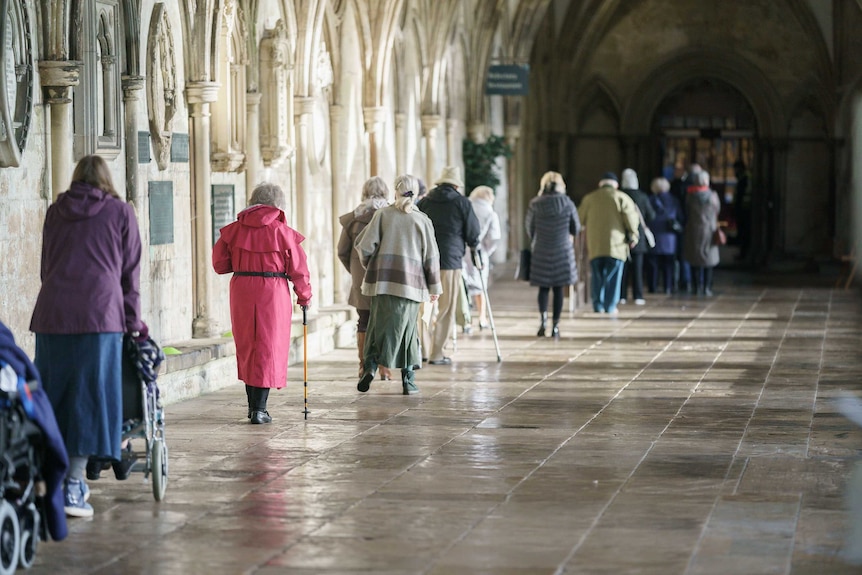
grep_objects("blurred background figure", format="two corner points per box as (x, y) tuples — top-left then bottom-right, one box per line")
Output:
(682, 170), (721, 296)
(647, 177), (684, 294)
(619, 168), (655, 305)
(462, 185), (501, 332)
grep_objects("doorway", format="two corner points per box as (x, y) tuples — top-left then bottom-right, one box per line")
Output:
(653, 79), (757, 251)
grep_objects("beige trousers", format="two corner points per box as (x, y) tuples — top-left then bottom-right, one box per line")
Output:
(429, 269), (461, 361)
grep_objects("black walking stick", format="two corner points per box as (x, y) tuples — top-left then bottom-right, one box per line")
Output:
(473, 249), (502, 362)
(302, 305), (309, 420)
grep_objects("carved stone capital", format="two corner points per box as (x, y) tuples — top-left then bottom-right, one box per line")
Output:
(468, 123), (486, 143)
(504, 124), (521, 147)
(294, 96), (315, 117)
(421, 114), (441, 136)
(121, 75), (145, 100)
(363, 106), (387, 133)
(39, 60), (82, 104)
(185, 82), (220, 105)
(246, 91), (262, 107)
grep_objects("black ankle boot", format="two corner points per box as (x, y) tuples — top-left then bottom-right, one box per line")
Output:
(551, 323), (560, 338)
(537, 312), (547, 337)
(249, 388), (272, 424)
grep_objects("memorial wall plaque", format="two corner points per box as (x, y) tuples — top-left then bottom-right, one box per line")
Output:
(211, 184), (235, 245)
(170, 133), (189, 162)
(148, 181), (174, 245)
(138, 131), (151, 163)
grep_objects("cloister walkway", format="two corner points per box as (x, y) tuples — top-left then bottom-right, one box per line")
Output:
(30, 266), (862, 574)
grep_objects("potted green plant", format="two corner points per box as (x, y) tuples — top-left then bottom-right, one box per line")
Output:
(463, 135), (512, 194)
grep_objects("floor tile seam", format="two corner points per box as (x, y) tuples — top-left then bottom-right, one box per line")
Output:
(266, 353), (586, 557)
(686, 289), (802, 575)
(791, 289), (833, 567)
(413, 321), (644, 574)
(547, 296), (742, 575)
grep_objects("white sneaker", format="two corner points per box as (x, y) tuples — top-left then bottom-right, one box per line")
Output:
(634, 299), (646, 305)
(619, 299), (627, 305)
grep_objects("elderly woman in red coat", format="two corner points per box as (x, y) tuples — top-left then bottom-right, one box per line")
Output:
(213, 183), (312, 424)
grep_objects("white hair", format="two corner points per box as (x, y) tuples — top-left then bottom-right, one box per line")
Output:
(621, 169), (639, 190)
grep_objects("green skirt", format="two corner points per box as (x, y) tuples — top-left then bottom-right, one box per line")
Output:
(365, 295), (420, 370)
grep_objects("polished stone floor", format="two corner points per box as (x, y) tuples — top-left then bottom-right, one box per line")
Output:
(31, 269), (862, 574)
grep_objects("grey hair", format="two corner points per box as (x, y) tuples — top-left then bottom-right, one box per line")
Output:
(249, 183), (286, 209)
(362, 176), (390, 201)
(621, 168), (639, 190)
(394, 174), (420, 213)
(470, 185), (495, 203)
(690, 170), (710, 187)
(650, 177), (670, 194)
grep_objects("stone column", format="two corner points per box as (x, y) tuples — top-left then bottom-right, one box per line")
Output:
(245, 91), (262, 202)
(185, 81), (220, 338)
(394, 113), (406, 177)
(505, 124), (521, 260)
(446, 119), (460, 167)
(294, 97), (315, 233)
(421, 114), (441, 185)
(122, 75), (145, 207)
(330, 104), (348, 303)
(38, 61), (82, 201)
(363, 106), (386, 175)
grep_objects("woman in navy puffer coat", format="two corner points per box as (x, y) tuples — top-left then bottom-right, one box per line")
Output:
(525, 171), (581, 338)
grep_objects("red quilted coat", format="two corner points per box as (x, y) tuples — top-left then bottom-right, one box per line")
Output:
(212, 204), (312, 389)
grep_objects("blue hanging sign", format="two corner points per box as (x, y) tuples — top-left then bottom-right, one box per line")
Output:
(485, 64), (530, 95)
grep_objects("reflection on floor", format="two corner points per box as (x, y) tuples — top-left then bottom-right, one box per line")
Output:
(31, 269), (862, 574)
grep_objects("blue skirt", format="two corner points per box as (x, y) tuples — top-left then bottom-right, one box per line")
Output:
(35, 333), (122, 461)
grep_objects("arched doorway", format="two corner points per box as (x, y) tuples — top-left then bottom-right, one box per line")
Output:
(653, 78), (756, 262)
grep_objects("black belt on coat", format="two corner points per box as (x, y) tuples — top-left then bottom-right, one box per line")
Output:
(233, 271), (290, 280)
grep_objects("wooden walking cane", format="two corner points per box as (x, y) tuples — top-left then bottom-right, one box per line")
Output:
(302, 305), (309, 420)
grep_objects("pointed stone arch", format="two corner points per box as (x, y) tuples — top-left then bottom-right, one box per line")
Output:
(621, 48), (785, 139)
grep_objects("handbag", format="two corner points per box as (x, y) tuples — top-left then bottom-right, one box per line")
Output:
(634, 205), (656, 249)
(516, 248), (531, 281)
(712, 227), (727, 246)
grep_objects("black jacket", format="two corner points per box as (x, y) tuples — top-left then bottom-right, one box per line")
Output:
(417, 184), (480, 270)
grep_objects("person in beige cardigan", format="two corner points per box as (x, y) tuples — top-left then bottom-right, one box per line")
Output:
(337, 177), (393, 380)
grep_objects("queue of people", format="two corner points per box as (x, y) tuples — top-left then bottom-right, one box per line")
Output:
(526, 164), (726, 321)
(22, 152), (725, 521)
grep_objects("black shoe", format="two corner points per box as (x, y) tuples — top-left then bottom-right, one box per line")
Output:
(537, 326), (546, 337)
(112, 445), (138, 481)
(250, 410), (272, 424)
(357, 370), (374, 392)
(86, 458), (110, 481)
(551, 325), (560, 338)
(428, 357), (451, 365)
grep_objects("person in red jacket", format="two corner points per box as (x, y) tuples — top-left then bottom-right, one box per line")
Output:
(212, 183), (312, 424)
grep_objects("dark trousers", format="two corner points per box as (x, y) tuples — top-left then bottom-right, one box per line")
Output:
(622, 253), (645, 300)
(538, 286), (564, 321)
(647, 254), (675, 294)
(691, 266), (714, 294)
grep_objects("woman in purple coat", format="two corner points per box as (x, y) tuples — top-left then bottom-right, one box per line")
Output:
(647, 177), (683, 294)
(30, 155), (147, 518)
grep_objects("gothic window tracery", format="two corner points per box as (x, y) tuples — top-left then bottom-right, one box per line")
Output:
(73, 0), (122, 159)
(211, 0), (247, 172)
(0, 0), (32, 167)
